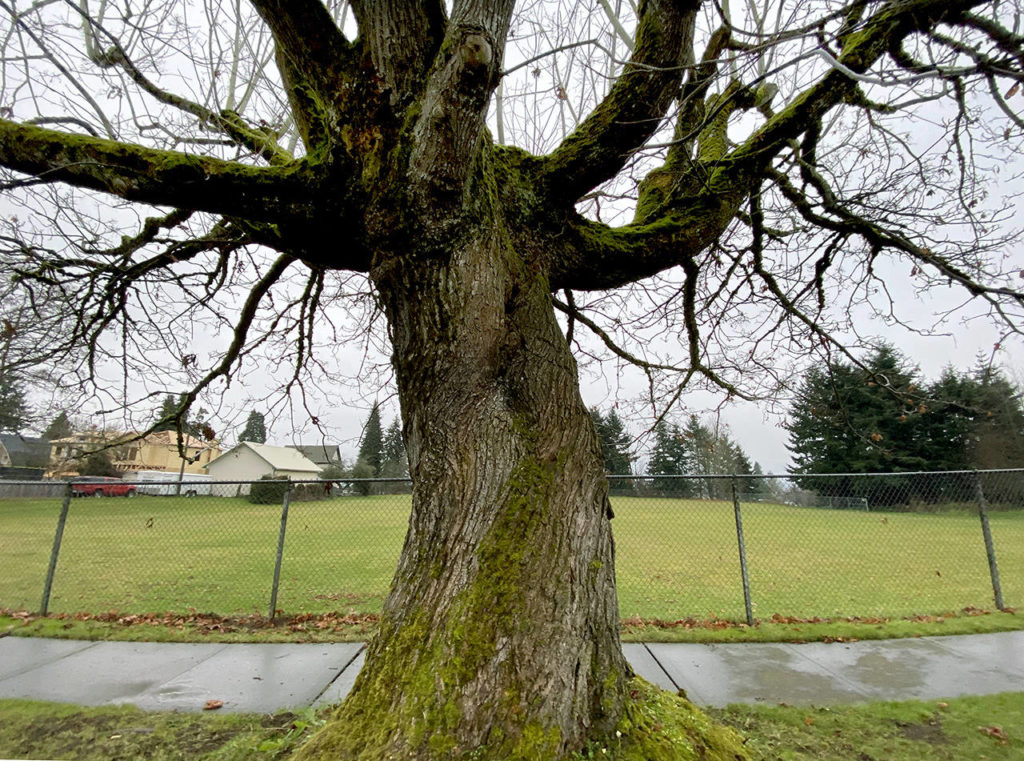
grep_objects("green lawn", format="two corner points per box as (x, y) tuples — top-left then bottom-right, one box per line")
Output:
(1, 493), (1020, 621)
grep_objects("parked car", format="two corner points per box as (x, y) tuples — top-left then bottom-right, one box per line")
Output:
(70, 476), (137, 498)
(135, 470), (212, 497)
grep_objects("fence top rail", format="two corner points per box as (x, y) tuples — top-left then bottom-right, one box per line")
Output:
(2, 468), (1022, 488)
(607, 468), (1024, 480)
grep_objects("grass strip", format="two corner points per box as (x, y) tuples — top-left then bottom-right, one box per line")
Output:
(0, 693), (1020, 760)
(3, 607), (1020, 644)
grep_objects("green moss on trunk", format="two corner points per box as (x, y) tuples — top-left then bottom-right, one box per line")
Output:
(290, 456), (574, 761)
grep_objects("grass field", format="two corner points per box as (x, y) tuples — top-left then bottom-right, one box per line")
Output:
(1, 493), (1021, 621)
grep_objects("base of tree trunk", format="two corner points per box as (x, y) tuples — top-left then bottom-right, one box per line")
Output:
(291, 677), (750, 761)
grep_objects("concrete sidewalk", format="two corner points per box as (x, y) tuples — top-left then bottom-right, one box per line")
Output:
(1, 632), (1021, 714)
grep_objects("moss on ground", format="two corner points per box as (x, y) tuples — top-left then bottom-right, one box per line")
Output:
(570, 678), (750, 761)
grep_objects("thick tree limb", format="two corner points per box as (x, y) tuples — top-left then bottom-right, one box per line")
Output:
(351, 0), (447, 103)
(248, 0), (354, 147)
(0, 119), (323, 222)
(405, 0), (514, 212)
(548, 191), (744, 292)
(717, 0), (986, 186)
(537, 0), (699, 203)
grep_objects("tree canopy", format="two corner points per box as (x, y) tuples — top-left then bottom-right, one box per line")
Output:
(2, 0), (1024, 757)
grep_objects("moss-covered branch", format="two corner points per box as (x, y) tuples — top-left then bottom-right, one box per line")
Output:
(547, 192), (743, 293)
(0, 119), (323, 222)
(714, 0), (985, 189)
(537, 0), (699, 203)
(249, 0), (354, 148)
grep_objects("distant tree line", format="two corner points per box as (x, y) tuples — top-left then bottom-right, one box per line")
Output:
(645, 415), (769, 499)
(588, 406), (771, 499)
(786, 346), (1024, 506)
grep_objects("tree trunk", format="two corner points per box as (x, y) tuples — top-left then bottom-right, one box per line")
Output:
(291, 141), (749, 761)
(293, 205), (628, 759)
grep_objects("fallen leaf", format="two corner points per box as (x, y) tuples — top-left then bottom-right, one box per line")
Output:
(804, 717), (815, 726)
(203, 699), (224, 711)
(979, 725), (1009, 745)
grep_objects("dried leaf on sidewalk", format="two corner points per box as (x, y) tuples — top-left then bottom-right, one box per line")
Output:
(203, 699), (224, 711)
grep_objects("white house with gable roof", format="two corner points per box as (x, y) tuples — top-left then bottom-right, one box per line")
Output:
(205, 441), (321, 496)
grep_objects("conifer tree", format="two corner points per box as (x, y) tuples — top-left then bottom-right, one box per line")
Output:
(380, 417), (408, 478)
(42, 411), (73, 441)
(357, 403), (384, 477)
(0, 375), (28, 433)
(239, 410), (267, 443)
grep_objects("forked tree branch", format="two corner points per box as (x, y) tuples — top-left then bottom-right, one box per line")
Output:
(537, 0), (699, 203)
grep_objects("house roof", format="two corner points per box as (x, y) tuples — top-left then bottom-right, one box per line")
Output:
(293, 444), (342, 466)
(50, 430), (210, 448)
(0, 434), (51, 467)
(207, 442), (321, 473)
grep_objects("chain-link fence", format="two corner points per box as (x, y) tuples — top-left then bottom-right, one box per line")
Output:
(0, 470), (1019, 623)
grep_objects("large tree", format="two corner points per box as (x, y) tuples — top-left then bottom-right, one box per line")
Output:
(2, 0), (1023, 757)
(42, 411), (74, 441)
(787, 345), (926, 493)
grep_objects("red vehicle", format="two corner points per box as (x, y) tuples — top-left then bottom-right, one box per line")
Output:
(70, 476), (137, 498)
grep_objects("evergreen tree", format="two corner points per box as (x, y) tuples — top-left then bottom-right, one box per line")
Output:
(42, 411), (73, 440)
(787, 345), (928, 502)
(967, 363), (1024, 470)
(589, 407), (632, 476)
(152, 394), (180, 432)
(380, 418), (408, 478)
(239, 410), (268, 443)
(646, 419), (691, 496)
(732, 446), (756, 497)
(78, 449), (118, 477)
(0, 374), (28, 433)
(357, 403), (384, 476)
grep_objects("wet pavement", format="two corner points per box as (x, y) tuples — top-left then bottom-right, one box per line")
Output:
(0, 632), (1020, 713)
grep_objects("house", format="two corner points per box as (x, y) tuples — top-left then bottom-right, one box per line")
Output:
(48, 430), (221, 477)
(205, 442), (321, 496)
(0, 433), (51, 468)
(293, 443), (343, 469)
(0, 433), (51, 478)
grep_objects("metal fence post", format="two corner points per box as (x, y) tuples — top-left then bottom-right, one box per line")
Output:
(974, 472), (1005, 610)
(732, 476), (755, 625)
(40, 482), (73, 615)
(268, 483), (292, 621)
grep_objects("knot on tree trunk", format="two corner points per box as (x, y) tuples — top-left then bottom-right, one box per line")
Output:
(459, 34), (492, 68)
